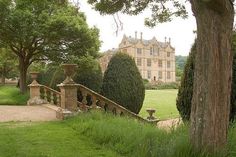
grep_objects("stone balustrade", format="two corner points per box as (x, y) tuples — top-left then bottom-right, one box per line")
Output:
(27, 64), (153, 123)
(40, 85), (61, 106)
(77, 84), (148, 123)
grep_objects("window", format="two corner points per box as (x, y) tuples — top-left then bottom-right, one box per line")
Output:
(137, 58), (142, 66)
(147, 71), (151, 79)
(167, 72), (171, 79)
(147, 59), (152, 67)
(150, 47), (153, 55)
(153, 47), (159, 56)
(158, 71), (162, 79)
(158, 60), (162, 67)
(167, 52), (170, 57)
(167, 61), (171, 68)
(137, 48), (142, 55)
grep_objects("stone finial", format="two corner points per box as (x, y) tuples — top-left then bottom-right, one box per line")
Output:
(61, 64), (77, 84)
(30, 72), (39, 85)
(169, 37), (171, 44)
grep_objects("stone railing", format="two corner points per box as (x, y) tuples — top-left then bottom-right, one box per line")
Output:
(28, 65), (155, 123)
(40, 85), (61, 106)
(77, 84), (148, 122)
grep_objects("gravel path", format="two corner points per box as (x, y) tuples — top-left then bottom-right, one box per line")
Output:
(157, 118), (182, 129)
(0, 105), (58, 122)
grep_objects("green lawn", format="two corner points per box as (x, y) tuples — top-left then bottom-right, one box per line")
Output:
(0, 86), (29, 105)
(140, 89), (179, 120)
(0, 121), (122, 157)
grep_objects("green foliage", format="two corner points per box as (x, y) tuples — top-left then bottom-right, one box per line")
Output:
(101, 53), (145, 114)
(31, 56), (103, 92)
(175, 55), (188, 70)
(176, 42), (195, 121)
(87, 0), (187, 26)
(145, 82), (179, 90)
(74, 56), (103, 93)
(0, 48), (18, 82)
(0, 0), (100, 92)
(0, 86), (29, 105)
(175, 55), (187, 78)
(0, 0), (100, 61)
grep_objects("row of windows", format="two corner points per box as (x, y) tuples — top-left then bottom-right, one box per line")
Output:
(147, 71), (171, 79)
(137, 48), (171, 57)
(137, 58), (171, 68)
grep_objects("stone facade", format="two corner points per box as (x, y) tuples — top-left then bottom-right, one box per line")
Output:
(99, 32), (176, 83)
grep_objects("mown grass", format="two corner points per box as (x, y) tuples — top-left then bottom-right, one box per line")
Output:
(0, 121), (122, 157)
(0, 111), (235, 157)
(0, 85), (29, 105)
(140, 89), (179, 120)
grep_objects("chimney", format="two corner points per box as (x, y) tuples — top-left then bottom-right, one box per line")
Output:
(169, 37), (171, 44)
(135, 31), (137, 39)
(140, 32), (143, 41)
(165, 37), (167, 43)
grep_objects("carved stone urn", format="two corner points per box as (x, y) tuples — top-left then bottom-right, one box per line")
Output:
(61, 64), (77, 84)
(30, 72), (39, 84)
(146, 108), (156, 120)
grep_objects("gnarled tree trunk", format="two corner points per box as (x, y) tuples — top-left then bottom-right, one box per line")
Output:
(190, 0), (234, 152)
(19, 57), (29, 94)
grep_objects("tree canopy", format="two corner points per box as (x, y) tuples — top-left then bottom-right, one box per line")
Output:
(0, 0), (100, 93)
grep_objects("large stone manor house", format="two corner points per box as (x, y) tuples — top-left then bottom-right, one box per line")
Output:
(99, 32), (176, 83)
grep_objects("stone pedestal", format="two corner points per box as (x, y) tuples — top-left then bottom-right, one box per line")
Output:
(29, 84), (41, 99)
(58, 83), (78, 112)
(28, 72), (44, 105)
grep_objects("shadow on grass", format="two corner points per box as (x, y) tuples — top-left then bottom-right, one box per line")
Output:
(0, 85), (29, 105)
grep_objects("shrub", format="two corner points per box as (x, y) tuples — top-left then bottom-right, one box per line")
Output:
(145, 82), (179, 90)
(176, 42), (195, 121)
(74, 56), (102, 93)
(101, 52), (145, 114)
(176, 38), (236, 122)
(32, 56), (103, 92)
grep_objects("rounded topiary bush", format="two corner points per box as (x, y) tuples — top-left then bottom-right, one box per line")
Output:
(101, 52), (145, 114)
(176, 42), (195, 122)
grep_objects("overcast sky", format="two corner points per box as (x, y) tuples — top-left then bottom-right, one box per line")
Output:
(79, 1), (196, 56)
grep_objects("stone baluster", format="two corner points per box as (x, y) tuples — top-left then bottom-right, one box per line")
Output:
(44, 88), (47, 101)
(100, 100), (105, 110)
(81, 90), (88, 105)
(50, 91), (54, 104)
(91, 95), (97, 109)
(56, 94), (60, 106)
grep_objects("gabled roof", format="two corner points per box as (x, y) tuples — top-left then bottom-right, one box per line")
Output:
(122, 35), (172, 49)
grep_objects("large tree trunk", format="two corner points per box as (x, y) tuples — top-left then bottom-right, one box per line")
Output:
(19, 58), (28, 94)
(1, 74), (5, 85)
(1, 68), (5, 85)
(190, 0), (234, 152)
